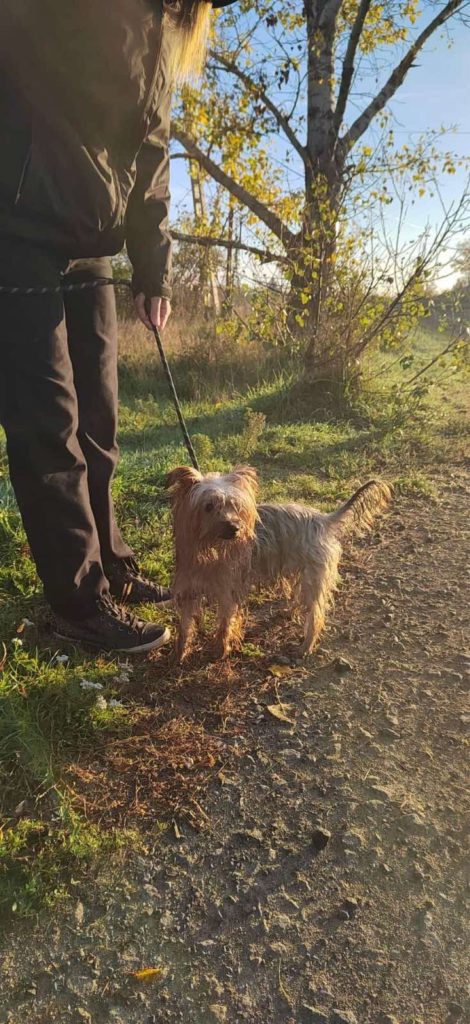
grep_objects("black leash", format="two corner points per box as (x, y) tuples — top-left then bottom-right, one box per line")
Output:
(0, 276), (201, 472)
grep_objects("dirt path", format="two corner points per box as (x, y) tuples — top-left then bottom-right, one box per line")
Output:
(1, 468), (469, 1024)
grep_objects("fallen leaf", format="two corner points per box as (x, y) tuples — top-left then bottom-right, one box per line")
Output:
(173, 821), (182, 839)
(268, 664), (295, 678)
(218, 771), (238, 786)
(18, 618), (34, 632)
(131, 967), (165, 982)
(267, 703), (296, 724)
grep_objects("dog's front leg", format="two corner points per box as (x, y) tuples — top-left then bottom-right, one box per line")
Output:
(176, 596), (201, 662)
(214, 599), (241, 659)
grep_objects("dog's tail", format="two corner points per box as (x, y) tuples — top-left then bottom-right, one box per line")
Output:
(328, 480), (392, 535)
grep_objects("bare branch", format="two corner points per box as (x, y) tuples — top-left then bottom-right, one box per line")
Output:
(405, 334), (467, 386)
(209, 49), (307, 165)
(342, 0), (466, 151)
(334, 0), (373, 134)
(352, 187), (469, 360)
(172, 126), (297, 248)
(172, 229), (288, 264)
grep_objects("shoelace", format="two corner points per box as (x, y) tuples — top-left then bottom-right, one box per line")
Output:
(97, 594), (144, 632)
(124, 558), (155, 587)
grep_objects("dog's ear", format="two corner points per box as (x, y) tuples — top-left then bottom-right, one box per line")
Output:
(227, 465), (258, 494)
(166, 466), (202, 496)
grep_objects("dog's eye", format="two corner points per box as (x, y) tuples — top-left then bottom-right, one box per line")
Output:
(205, 501), (214, 513)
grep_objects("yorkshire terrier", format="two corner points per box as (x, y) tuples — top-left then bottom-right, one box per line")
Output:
(166, 465), (391, 661)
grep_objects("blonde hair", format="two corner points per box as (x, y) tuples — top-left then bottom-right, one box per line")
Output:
(167, 1), (212, 83)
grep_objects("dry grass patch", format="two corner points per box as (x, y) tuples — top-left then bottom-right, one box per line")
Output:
(66, 649), (278, 831)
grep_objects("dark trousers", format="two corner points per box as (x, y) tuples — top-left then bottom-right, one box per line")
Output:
(0, 240), (133, 618)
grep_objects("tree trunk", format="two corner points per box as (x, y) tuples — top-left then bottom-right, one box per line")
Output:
(301, 1), (345, 382)
(289, 163), (344, 382)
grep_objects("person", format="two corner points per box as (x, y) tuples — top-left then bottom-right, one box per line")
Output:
(0, 0), (237, 654)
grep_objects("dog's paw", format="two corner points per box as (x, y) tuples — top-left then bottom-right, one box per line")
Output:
(212, 641), (231, 661)
(175, 642), (190, 664)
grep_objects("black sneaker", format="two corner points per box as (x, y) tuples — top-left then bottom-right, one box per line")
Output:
(54, 595), (171, 654)
(106, 558), (172, 605)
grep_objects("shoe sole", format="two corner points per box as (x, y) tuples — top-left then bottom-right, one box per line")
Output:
(54, 626), (171, 655)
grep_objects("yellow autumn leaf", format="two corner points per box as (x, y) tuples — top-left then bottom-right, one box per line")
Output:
(267, 703), (296, 724)
(268, 663), (294, 678)
(218, 771), (238, 785)
(131, 967), (165, 982)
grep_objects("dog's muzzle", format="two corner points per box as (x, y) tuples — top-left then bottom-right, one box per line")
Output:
(220, 522), (240, 540)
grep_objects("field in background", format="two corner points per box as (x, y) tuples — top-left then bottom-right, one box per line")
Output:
(0, 317), (467, 918)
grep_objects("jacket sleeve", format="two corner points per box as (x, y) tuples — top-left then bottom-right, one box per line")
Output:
(126, 88), (173, 301)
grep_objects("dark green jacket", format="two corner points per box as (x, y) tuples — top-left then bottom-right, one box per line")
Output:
(0, 0), (172, 298)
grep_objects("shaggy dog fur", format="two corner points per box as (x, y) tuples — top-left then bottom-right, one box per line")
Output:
(166, 465), (392, 661)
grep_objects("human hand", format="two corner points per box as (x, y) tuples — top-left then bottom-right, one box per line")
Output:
(134, 293), (172, 331)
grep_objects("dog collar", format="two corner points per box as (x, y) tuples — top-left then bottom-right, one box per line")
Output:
(211, 1), (239, 7)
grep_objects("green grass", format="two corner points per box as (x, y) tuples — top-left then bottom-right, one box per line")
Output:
(0, 324), (467, 919)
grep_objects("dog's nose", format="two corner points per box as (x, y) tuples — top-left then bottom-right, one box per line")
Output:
(223, 522), (239, 539)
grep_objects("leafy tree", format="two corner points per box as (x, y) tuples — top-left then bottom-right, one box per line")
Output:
(172, 0), (470, 385)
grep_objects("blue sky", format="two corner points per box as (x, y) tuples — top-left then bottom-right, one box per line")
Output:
(170, 9), (469, 289)
(370, 24), (469, 227)
(353, 19), (470, 286)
